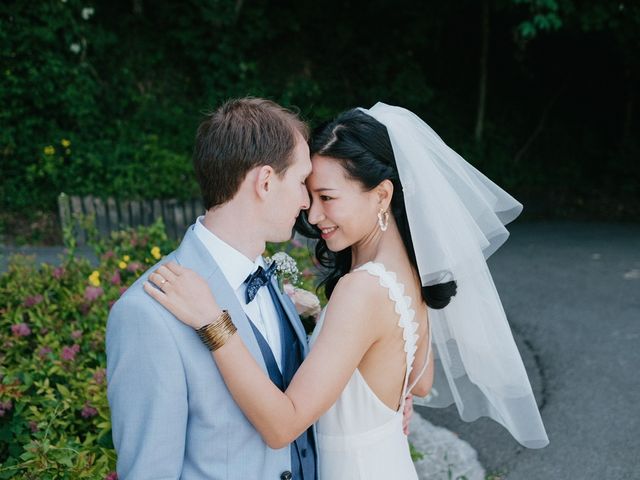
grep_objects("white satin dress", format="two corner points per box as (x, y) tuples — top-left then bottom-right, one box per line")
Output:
(309, 262), (431, 480)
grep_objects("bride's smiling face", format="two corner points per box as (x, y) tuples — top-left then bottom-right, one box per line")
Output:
(306, 155), (380, 252)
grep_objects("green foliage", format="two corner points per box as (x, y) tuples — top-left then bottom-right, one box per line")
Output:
(513, 0), (563, 39)
(1, 0), (638, 228)
(0, 0), (300, 214)
(0, 221), (324, 478)
(0, 221), (177, 478)
(409, 441), (425, 462)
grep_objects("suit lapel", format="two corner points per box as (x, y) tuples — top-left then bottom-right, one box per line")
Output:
(269, 276), (309, 356)
(174, 225), (268, 373)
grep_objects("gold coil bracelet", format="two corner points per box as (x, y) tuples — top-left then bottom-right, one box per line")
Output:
(196, 310), (237, 351)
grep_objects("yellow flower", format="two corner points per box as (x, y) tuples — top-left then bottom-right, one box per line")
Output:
(118, 261), (128, 269)
(61, 139), (71, 148)
(43, 145), (55, 156)
(123, 255), (131, 262)
(88, 270), (100, 287)
(151, 246), (161, 260)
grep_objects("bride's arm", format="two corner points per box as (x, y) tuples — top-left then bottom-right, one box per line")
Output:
(144, 262), (381, 449)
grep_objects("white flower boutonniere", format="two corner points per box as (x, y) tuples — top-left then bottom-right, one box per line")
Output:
(265, 252), (300, 286)
(266, 251), (321, 322)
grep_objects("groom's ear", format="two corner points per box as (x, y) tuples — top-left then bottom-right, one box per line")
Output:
(255, 164), (275, 198)
(376, 179), (394, 209)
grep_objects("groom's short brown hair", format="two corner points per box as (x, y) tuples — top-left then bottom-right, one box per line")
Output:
(193, 97), (309, 210)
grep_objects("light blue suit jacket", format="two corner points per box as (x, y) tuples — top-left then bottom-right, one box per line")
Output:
(106, 224), (316, 479)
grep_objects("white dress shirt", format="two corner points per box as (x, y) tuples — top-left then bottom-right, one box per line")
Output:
(194, 216), (283, 370)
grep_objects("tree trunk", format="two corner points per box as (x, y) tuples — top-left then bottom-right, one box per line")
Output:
(514, 82), (566, 165)
(474, 0), (490, 143)
(235, 0), (245, 21)
(133, 0), (143, 15)
(622, 67), (635, 146)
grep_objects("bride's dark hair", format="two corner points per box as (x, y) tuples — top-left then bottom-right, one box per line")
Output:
(294, 109), (457, 309)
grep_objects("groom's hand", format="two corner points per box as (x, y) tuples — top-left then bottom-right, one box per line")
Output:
(402, 394), (413, 435)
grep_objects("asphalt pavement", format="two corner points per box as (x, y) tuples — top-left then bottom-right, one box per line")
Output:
(416, 221), (640, 479)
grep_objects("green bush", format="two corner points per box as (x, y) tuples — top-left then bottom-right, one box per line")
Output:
(0, 220), (321, 479)
(0, 0), (308, 215)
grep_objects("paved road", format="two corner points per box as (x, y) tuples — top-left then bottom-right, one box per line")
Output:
(416, 221), (640, 479)
(2, 222), (639, 478)
(0, 245), (98, 271)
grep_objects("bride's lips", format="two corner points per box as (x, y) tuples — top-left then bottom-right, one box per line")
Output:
(320, 226), (338, 240)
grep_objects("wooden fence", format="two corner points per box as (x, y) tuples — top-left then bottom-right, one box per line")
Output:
(58, 193), (203, 244)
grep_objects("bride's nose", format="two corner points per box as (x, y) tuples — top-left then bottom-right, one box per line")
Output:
(307, 201), (325, 225)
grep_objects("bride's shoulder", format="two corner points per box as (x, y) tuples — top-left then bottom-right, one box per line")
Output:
(320, 271), (388, 336)
(329, 267), (389, 311)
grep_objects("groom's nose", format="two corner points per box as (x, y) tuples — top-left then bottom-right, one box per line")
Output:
(300, 188), (310, 210)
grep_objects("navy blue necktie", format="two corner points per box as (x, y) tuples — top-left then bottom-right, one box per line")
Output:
(244, 262), (277, 303)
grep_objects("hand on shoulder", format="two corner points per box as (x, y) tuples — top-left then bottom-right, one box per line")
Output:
(143, 261), (222, 330)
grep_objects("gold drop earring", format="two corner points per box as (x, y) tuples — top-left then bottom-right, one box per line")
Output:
(377, 208), (389, 232)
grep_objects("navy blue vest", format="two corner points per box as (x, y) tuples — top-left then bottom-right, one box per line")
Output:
(247, 282), (317, 480)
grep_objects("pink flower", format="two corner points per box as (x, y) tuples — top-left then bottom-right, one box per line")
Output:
(29, 420), (39, 433)
(102, 250), (115, 260)
(81, 403), (98, 418)
(110, 271), (121, 286)
(11, 323), (31, 337)
(0, 400), (13, 417)
(290, 237), (304, 248)
(127, 261), (142, 272)
(71, 330), (82, 340)
(93, 369), (106, 384)
(52, 266), (65, 279)
(284, 285), (321, 318)
(38, 346), (52, 359)
(23, 294), (43, 307)
(84, 286), (104, 302)
(104, 472), (118, 480)
(79, 303), (91, 315)
(61, 344), (80, 361)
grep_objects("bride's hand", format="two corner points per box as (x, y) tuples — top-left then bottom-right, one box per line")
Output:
(143, 261), (222, 329)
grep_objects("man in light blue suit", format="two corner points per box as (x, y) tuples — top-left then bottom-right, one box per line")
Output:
(106, 97), (317, 479)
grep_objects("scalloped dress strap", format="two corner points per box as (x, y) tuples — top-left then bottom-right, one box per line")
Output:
(353, 262), (420, 402)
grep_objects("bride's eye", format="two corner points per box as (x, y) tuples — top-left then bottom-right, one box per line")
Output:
(320, 195), (333, 201)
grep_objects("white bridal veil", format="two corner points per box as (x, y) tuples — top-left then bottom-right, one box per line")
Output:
(359, 102), (549, 449)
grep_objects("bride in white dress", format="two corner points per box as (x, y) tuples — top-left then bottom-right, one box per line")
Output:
(146, 103), (548, 479)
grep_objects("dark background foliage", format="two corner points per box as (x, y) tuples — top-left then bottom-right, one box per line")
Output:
(1, 0), (638, 243)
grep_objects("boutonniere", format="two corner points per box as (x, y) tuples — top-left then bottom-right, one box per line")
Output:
(266, 252), (321, 331)
(265, 252), (300, 290)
